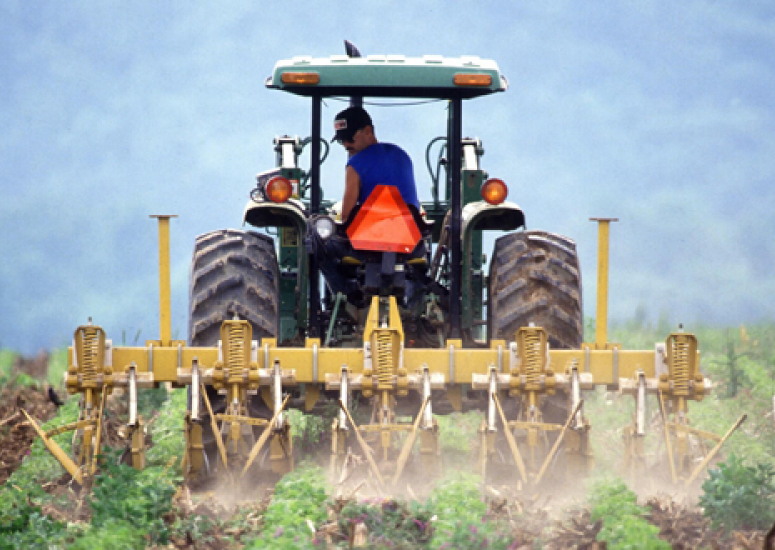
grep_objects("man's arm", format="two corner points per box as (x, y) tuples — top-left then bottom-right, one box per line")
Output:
(341, 165), (360, 222)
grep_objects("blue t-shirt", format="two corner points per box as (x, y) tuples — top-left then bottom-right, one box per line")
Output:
(347, 143), (419, 210)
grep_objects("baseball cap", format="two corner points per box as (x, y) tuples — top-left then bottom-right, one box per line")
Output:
(331, 107), (373, 143)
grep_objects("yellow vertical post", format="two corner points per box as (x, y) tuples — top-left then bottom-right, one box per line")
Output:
(150, 215), (177, 346)
(590, 218), (618, 349)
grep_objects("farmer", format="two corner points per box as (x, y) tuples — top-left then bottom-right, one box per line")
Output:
(330, 106), (420, 222)
(306, 106), (423, 304)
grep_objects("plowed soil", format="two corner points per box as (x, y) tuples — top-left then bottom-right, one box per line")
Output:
(0, 353), (59, 485)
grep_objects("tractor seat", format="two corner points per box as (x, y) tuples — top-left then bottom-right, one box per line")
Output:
(407, 257), (428, 268)
(341, 256), (363, 266)
(341, 253), (426, 268)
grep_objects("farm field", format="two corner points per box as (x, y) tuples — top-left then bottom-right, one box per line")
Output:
(1, 321), (774, 549)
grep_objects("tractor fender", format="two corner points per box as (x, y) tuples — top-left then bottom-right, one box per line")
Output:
(461, 200), (525, 236)
(242, 197), (307, 231)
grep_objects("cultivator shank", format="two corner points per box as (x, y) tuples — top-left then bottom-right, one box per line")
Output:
(329, 297), (442, 491)
(475, 326), (594, 485)
(183, 319), (294, 478)
(621, 331), (746, 486)
(22, 323), (119, 484)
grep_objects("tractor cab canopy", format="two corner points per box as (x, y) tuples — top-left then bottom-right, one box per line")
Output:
(266, 54), (507, 99)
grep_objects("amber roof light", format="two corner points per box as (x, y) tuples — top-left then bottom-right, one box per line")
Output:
(281, 72), (320, 85)
(453, 73), (493, 86)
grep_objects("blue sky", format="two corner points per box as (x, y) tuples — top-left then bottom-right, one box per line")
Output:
(1, 1), (773, 353)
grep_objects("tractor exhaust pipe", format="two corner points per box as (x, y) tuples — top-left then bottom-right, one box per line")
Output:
(344, 40), (363, 109)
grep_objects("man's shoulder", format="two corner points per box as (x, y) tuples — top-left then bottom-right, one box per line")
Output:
(379, 142), (409, 155)
(350, 142), (409, 164)
(377, 143), (412, 166)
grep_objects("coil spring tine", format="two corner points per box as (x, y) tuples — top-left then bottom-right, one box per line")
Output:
(376, 331), (392, 385)
(226, 323), (246, 378)
(672, 336), (690, 395)
(524, 330), (541, 386)
(80, 327), (101, 385)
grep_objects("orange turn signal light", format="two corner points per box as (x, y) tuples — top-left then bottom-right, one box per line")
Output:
(481, 178), (508, 205)
(266, 176), (293, 203)
(453, 73), (493, 86)
(281, 72), (320, 85)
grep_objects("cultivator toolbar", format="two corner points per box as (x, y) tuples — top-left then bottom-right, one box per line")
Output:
(25, 216), (745, 492)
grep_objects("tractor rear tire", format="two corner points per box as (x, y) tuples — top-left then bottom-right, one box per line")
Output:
(488, 230), (583, 483)
(187, 229), (279, 474)
(489, 230), (583, 349)
(188, 229), (279, 345)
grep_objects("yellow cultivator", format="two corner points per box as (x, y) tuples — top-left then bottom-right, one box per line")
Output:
(26, 215), (745, 492)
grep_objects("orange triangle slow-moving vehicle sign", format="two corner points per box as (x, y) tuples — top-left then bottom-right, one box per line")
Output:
(347, 185), (421, 253)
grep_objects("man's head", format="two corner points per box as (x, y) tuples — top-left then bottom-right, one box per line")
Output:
(332, 106), (376, 154)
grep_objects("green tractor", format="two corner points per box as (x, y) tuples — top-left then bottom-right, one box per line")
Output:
(186, 43), (583, 479)
(189, 45), (582, 354)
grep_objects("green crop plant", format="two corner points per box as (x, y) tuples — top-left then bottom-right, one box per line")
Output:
(337, 498), (434, 548)
(588, 478), (670, 549)
(169, 513), (218, 548)
(435, 411), (480, 452)
(243, 465), (328, 549)
(0, 386), (187, 548)
(86, 456), (180, 547)
(287, 408), (327, 455)
(144, 388), (186, 467)
(67, 520), (146, 550)
(0, 506), (72, 550)
(700, 453), (775, 532)
(423, 473), (513, 549)
(1, 396), (79, 494)
(0, 370), (41, 389)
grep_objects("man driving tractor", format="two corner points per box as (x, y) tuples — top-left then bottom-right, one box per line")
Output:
(331, 106), (420, 221)
(308, 106), (425, 303)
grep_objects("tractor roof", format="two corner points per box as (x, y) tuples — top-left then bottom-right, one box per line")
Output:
(266, 54), (507, 99)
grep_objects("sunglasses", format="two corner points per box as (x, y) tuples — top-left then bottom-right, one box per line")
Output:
(339, 127), (364, 143)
